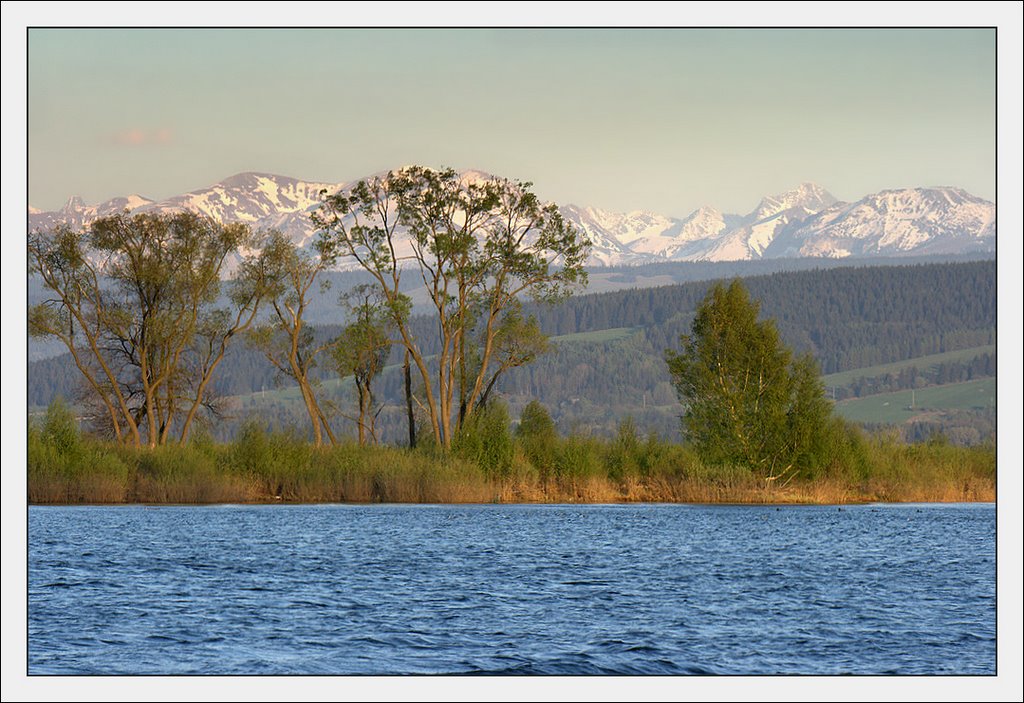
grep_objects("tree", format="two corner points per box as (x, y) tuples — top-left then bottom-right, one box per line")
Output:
(244, 231), (339, 447)
(665, 279), (836, 482)
(29, 211), (261, 447)
(313, 166), (589, 449)
(333, 285), (393, 445)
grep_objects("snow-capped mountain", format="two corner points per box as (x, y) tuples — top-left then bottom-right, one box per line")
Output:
(150, 172), (336, 226)
(138, 171), (339, 250)
(553, 184), (840, 264)
(689, 182), (841, 261)
(28, 193), (156, 233)
(569, 204), (738, 262)
(748, 182), (838, 223)
(28, 171), (995, 267)
(29, 172), (340, 255)
(765, 187), (996, 258)
(556, 205), (656, 265)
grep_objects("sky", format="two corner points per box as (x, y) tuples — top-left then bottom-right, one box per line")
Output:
(24, 25), (998, 218)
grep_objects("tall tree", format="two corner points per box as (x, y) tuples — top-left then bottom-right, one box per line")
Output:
(665, 279), (837, 482)
(30, 223), (140, 445)
(244, 231), (339, 447)
(313, 166), (589, 448)
(29, 212), (258, 447)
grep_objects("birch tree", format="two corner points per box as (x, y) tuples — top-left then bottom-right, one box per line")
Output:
(665, 279), (836, 482)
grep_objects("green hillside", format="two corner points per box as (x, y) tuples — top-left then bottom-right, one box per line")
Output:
(832, 378), (996, 424)
(822, 345), (995, 388)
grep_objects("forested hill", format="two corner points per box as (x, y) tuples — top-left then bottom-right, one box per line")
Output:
(29, 260), (996, 442)
(526, 259), (996, 374)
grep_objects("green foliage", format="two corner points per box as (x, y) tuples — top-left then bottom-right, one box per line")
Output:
(666, 280), (841, 480)
(333, 285), (394, 444)
(553, 435), (605, 479)
(516, 400), (557, 441)
(28, 399), (130, 503)
(29, 211), (261, 446)
(607, 417), (641, 480)
(39, 397), (81, 457)
(134, 445), (223, 503)
(515, 400), (558, 476)
(227, 421), (311, 474)
(314, 166), (590, 447)
(27, 417), (994, 505)
(454, 400), (515, 477)
(244, 231), (339, 446)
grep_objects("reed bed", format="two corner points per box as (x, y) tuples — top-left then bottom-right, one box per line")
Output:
(27, 404), (995, 505)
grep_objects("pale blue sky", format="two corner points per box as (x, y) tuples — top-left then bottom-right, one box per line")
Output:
(28, 27), (995, 217)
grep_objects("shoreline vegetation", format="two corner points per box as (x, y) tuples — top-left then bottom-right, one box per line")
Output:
(27, 179), (996, 507)
(29, 407), (995, 506)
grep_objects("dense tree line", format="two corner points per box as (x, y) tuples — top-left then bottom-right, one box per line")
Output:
(30, 259), (995, 408)
(525, 260), (996, 375)
(29, 260), (996, 445)
(836, 352), (996, 400)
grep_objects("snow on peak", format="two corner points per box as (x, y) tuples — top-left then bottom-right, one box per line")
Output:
(768, 186), (996, 257)
(26, 170), (994, 267)
(62, 196), (86, 212)
(749, 183), (837, 224)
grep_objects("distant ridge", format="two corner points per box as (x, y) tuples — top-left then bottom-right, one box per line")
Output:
(29, 170), (995, 267)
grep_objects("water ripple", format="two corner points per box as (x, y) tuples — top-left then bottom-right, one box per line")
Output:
(28, 503), (995, 675)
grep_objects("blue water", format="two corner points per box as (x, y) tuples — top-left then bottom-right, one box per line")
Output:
(28, 503), (995, 675)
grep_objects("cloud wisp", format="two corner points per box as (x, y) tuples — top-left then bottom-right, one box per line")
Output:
(111, 127), (173, 146)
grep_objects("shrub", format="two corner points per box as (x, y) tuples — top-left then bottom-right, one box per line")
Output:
(39, 397), (81, 458)
(28, 399), (131, 503)
(607, 417), (641, 480)
(515, 400), (558, 477)
(554, 434), (603, 479)
(455, 401), (514, 477)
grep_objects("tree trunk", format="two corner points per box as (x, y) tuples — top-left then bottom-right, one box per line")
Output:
(356, 381), (368, 446)
(303, 382), (323, 447)
(404, 350), (416, 448)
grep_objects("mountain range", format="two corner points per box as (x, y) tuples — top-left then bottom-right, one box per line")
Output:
(28, 170), (996, 267)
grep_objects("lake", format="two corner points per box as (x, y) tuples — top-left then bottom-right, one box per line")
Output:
(28, 503), (995, 675)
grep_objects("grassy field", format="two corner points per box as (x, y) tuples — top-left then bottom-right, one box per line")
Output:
(582, 272), (681, 295)
(833, 377), (996, 424)
(821, 345), (995, 388)
(550, 327), (639, 344)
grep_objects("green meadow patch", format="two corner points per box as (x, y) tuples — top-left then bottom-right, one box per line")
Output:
(822, 345), (995, 388)
(833, 377), (996, 424)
